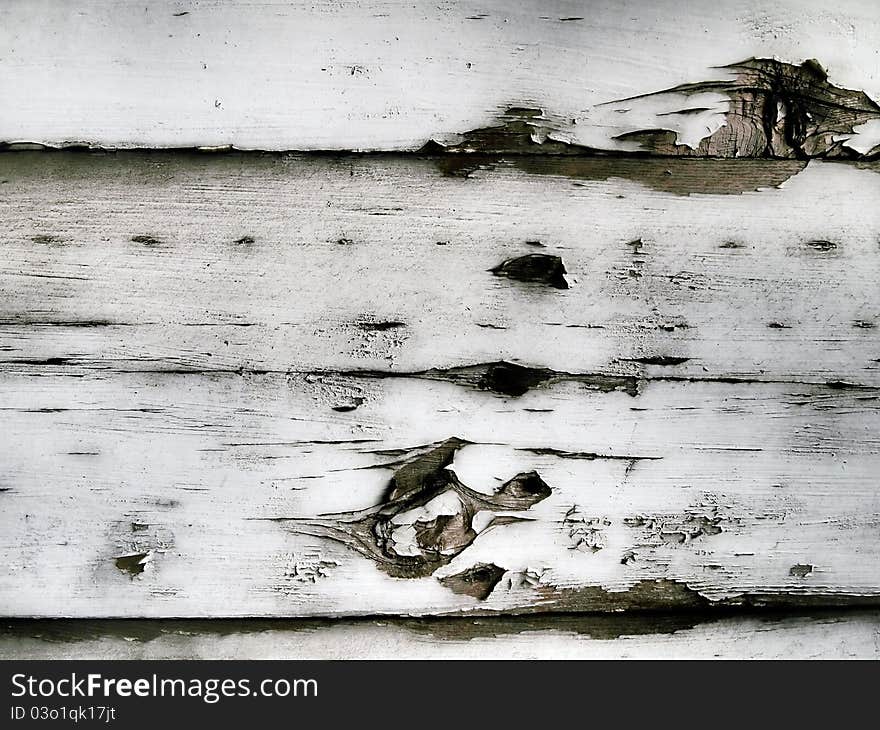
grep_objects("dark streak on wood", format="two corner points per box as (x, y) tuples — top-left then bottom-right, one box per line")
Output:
(516, 446), (659, 462)
(12, 358), (72, 366)
(504, 157), (808, 194)
(0, 148), (824, 198)
(8, 609), (873, 646)
(421, 361), (639, 397)
(805, 239), (838, 252)
(0, 319), (121, 328)
(301, 362), (640, 398)
(356, 320), (406, 332)
(30, 234), (66, 246)
(624, 356), (691, 366)
(130, 235), (163, 246)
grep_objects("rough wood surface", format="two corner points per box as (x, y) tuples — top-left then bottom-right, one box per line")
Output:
(2, 1), (879, 152)
(2, 612), (878, 659)
(1, 151), (878, 617)
(2, 153), (880, 381)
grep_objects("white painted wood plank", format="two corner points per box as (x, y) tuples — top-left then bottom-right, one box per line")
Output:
(2, 371), (879, 616)
(1, 0), (878, 150)
(1, 154), (879, 384)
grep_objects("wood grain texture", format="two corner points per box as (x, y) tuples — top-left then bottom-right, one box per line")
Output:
(1, 1), (879, 151)
(2, 153), (880, 381)
(1, 151), (878, 617)
(2, 612), (878, 659)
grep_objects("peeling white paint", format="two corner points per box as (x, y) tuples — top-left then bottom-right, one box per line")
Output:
(0, 0), (877, 149)
(840, 118), (880, 154)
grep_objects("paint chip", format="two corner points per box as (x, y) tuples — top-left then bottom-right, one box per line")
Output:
(491, 253), (569, 289)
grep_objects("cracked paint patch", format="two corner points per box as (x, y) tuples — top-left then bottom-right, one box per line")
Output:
(266, 438), (551, 589)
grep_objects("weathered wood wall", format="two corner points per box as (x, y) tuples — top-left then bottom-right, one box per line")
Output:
(1, 0), (879, 656)
(1, 152), (878, 617)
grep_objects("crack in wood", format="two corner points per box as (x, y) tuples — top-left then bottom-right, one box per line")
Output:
(516, 447), (659, 462)
(10, 609), (871, 646)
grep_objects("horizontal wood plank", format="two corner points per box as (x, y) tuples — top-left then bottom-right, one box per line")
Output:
(2, 371), (879, 616)
(1, 0), (878, 151)
(1, 153), (879, 383)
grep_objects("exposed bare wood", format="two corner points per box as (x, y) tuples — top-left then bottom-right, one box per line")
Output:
(426, 56), (880, 159)
(2, 612), (878, 659)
